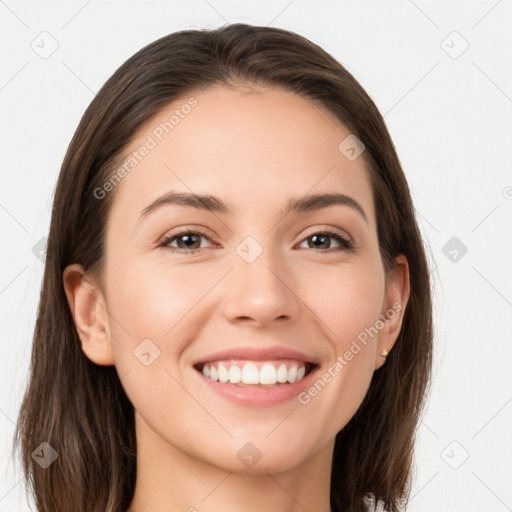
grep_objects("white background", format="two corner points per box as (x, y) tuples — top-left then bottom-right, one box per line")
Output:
(1, 1), (511, 511)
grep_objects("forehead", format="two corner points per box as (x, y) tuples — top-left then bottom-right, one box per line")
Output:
(106, 84), (376, 230)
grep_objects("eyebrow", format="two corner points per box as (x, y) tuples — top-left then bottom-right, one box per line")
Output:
(139, 191), (368, 223)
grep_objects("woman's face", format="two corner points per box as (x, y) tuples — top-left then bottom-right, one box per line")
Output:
(72, 84), (408, 473)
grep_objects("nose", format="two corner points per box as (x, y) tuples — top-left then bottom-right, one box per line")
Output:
(221, 246), (301, 328)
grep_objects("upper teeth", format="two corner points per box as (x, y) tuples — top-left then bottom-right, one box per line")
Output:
(201, 361), (307, 385)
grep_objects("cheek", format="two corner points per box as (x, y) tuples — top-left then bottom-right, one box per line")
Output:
(302, 258), (385, 347)
(104, 256), (224, 372)
(107, 256), (207, 338)
(103, 258), (204, 424)
(297, 260), (384, 427)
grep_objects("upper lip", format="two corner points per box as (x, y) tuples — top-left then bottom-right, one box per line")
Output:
(192, 346), (320, 367)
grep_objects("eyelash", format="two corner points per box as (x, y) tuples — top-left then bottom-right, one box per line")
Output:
(158, 227), (355, 254)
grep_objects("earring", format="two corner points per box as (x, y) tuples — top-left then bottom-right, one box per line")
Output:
(380, 348), (389, 357)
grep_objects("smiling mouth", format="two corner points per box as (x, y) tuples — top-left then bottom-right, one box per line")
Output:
(193, 360), (318, 387)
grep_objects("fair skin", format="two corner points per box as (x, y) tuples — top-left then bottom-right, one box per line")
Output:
(63, 84), (410, 512)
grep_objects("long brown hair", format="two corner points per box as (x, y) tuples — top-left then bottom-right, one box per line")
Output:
(13, 23), (433, 512)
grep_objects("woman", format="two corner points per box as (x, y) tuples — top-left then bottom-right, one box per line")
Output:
(13, 23), (433, 512)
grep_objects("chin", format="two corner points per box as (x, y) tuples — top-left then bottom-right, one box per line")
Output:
(196, 435), (316, 475)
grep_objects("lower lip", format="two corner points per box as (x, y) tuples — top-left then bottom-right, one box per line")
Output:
(195, 365), (319, 407)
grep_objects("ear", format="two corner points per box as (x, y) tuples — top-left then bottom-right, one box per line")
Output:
(374, 254), (410, 370)
(62, 263), (115, 366)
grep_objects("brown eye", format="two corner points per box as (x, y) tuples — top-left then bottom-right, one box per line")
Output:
(299, 231), (353, 251)
(173, 233), (202, 250)
(159, 230), (215, 253)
